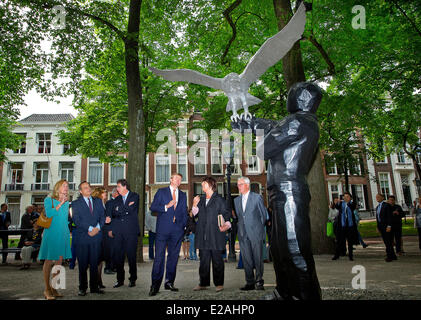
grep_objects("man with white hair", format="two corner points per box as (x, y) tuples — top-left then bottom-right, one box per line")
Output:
(234, 177), (268, 291)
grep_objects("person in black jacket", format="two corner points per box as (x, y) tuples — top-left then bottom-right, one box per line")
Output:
(376, 194), (397, 262)
(191, 177), (231, 292)
(388, 195), (405, 255)
(0, 204), (12, 264)
(332, 192), (359, 261)
(186, 210), (198, 260)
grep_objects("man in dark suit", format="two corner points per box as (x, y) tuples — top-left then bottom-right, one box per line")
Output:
(103, 188), (119, 274)
(0, 204), (11, 264)
(108, 179), (140, 288)
(148, 173), (188, 296)
(376, 193), (397, 262)
(332, 192), (359, 261)
(72, 181), (106, 296)
(388, 195), (405, 255)
(234, 177), (268, 291)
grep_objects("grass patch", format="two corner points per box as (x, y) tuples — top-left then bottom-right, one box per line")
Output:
(359, 218), (418, 238)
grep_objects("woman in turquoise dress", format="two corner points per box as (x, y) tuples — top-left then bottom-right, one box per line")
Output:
(38, 179), (72, 300)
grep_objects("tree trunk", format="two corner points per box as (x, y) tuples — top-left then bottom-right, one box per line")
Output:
(273, 0), (334, 254)
(125, 0), (146, 262)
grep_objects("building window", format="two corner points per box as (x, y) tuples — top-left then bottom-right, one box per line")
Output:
(32, 195), (48, 210)
(10, 163), (24, 184)
(37, 133), (51, 154)
(217, 182), (224, 195)
(251, 183), (261, 194)
(247, 155), (260, 174)
(330, 184), (340, 201)
(194, 147), (206, 175)
(62, 144), (71, 154)
(191, 121), (207, 142)
(350, 160), (361, 176)
(378, 173), (391, 199)
(232, 163), (241, 175)
(194, 182), (204, 196)
(60, 162), (74, 188)
(155, 155), (170, 183)
(397, 150), (406, 163)
(211, 148), (222, 175)
(325, 156), (337, 175)
(13, 133), (26, 154)
(33, 162), (49, 190)
(416, 152), (421, 164)
(88, 158), (103, 185)
(352, 184), (366, 210)
(6, 196), (21, 226)
(110, 162), (125, 185)
(177, 154), (188, 182)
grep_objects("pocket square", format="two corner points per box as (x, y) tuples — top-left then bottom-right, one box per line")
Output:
(129, 201), (135, 206)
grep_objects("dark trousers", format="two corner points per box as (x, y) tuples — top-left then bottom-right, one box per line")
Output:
(151, 231), (183, 289)
(239, 235), (264, 286)
(392, 224), (402, 253)
(1, 235), (8, 263)
(198, 249), (224, 287)
(417, 228), (421, 250)
(114, 233), (138, 283)
(75, 238), (101, 291)
(15, 235), (25, 259)
(335, 227), (354, 258)
(103, 232), (114, 270)
(268, 184), (321, 300)
(379, 227), (397, 259)
(148, 231), (156, 260)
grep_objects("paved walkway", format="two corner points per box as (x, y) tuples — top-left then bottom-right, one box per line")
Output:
(0, 236), (420, 300)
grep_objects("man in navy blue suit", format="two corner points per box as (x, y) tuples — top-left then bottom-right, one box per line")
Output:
(71, 181), (105, 296)
(108, 179), (140, 288)
(149, 173), (188, 296)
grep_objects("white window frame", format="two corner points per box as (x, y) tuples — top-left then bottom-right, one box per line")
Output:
(59, 162), (75, 183)
(13, 133), (27, 154)
(378, 172), (391, 199)
(9, 163), (24, 184)
(194, 147), (207, 175)
(109, 161), (126, 186)
(352, 184), (366, 210)
(246, 155), (261, 174)
(87, 157), (104, 186)
(177, 153), (188, 183)
(211, 148), (223, 175)
(36, 133), (52, 154)
(155, 154), (170, 184)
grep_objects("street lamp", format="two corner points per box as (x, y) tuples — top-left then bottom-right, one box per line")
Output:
(222, 139), (237, 262)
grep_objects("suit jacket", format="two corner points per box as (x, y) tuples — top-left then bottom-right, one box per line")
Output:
(390, 204), (404, 226)
(334, 200), (359, 245)
(0, 211), (11, 230)
(109, 191), (140, 236)
(103, 198), (115, 233)
(376, 201), (393, 229)
(71, 196), (105, 243)
(150, 187), (188, 236)
(234, 192), (268, 243)
(194, 192), (231, 251)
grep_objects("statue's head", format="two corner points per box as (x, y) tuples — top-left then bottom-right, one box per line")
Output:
(286, 82), (322, 114)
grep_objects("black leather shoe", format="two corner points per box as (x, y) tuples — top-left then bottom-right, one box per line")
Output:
(149, 286), (159, 296)
(129, 281), (136, 287)
(349, 257), (354, 261)
(164, 283), (179, 291)
(332, 255), (339, 260)
(104, 269), (115, 275)
(113, 282), (124, 288)
(385, 257), (393, 262)
(90, 289), (105, 294)
(240, 284), (255, 291)
(78, 290), (87, 296)
(99, 284), (106, 289)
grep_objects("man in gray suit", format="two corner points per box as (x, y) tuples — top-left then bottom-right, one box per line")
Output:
(234, 177), (268, 291)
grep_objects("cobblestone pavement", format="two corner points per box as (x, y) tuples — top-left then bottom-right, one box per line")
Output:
(0, 236), (420, 300)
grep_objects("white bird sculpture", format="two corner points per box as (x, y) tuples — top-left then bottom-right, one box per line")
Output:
(149, 2), (307, 121)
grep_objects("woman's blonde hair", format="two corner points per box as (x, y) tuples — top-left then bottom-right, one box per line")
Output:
(92, 187), (106, 199)
(52, 179), (69, 200)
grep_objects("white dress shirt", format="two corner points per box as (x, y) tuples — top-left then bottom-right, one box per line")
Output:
(242, 191), (250, 213)
(165, 186), (178, 212)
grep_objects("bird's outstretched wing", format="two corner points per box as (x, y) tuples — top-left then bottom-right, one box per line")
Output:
(148, 66), (223, 90)
(240, 2), (306, 88)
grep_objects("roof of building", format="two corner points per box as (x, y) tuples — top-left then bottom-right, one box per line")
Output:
(19, 114), (74, 123)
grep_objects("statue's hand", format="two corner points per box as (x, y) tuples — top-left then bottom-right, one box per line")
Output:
(230, 115), (255, 133)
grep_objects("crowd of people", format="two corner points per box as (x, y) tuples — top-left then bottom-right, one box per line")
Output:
(329, 192), (421, 263)
(1, 175), (421, 300)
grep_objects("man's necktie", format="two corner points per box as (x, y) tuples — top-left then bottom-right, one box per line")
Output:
(173, 189), (177, 210)
(88, 198), (93, 214)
